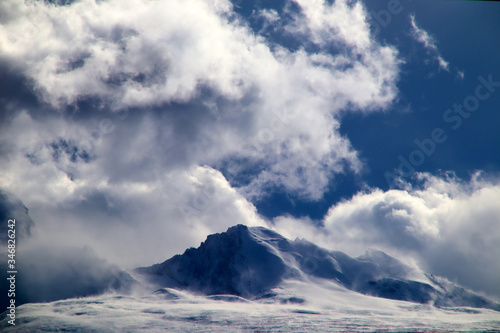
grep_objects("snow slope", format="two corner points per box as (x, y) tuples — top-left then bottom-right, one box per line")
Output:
(136, 224), (500, 311)
(1, 282), (499, 332)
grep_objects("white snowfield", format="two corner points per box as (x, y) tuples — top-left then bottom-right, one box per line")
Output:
(2, 224), (500, 332)
(1, 286), (499, 332)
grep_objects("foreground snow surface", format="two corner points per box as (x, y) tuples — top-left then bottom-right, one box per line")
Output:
(2, 284), (499, 332)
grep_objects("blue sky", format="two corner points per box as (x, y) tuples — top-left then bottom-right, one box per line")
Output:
(245, 0), (500, 219)
(0, 0), (500, 299)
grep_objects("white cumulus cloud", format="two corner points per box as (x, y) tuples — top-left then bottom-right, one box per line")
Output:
(274, 172), (500, 299)
(0, 0), (400, 201)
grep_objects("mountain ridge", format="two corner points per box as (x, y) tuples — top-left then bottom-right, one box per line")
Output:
(136, 224), (500, 311)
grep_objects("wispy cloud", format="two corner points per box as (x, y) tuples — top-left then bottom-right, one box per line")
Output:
(409, 14), (450, 72)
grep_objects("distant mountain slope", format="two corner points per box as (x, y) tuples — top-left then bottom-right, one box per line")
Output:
(136, 225), (500, 311)
(0, 191), (137, 309)
(0, 190), (35, 244)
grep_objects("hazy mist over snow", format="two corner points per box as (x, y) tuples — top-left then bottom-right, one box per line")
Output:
(0, 0), (500, 330)
(1, 290), (499, 332)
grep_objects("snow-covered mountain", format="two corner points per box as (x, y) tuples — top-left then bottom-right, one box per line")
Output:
(136, 224), (500, 311)
(2, 224), (500, 332)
